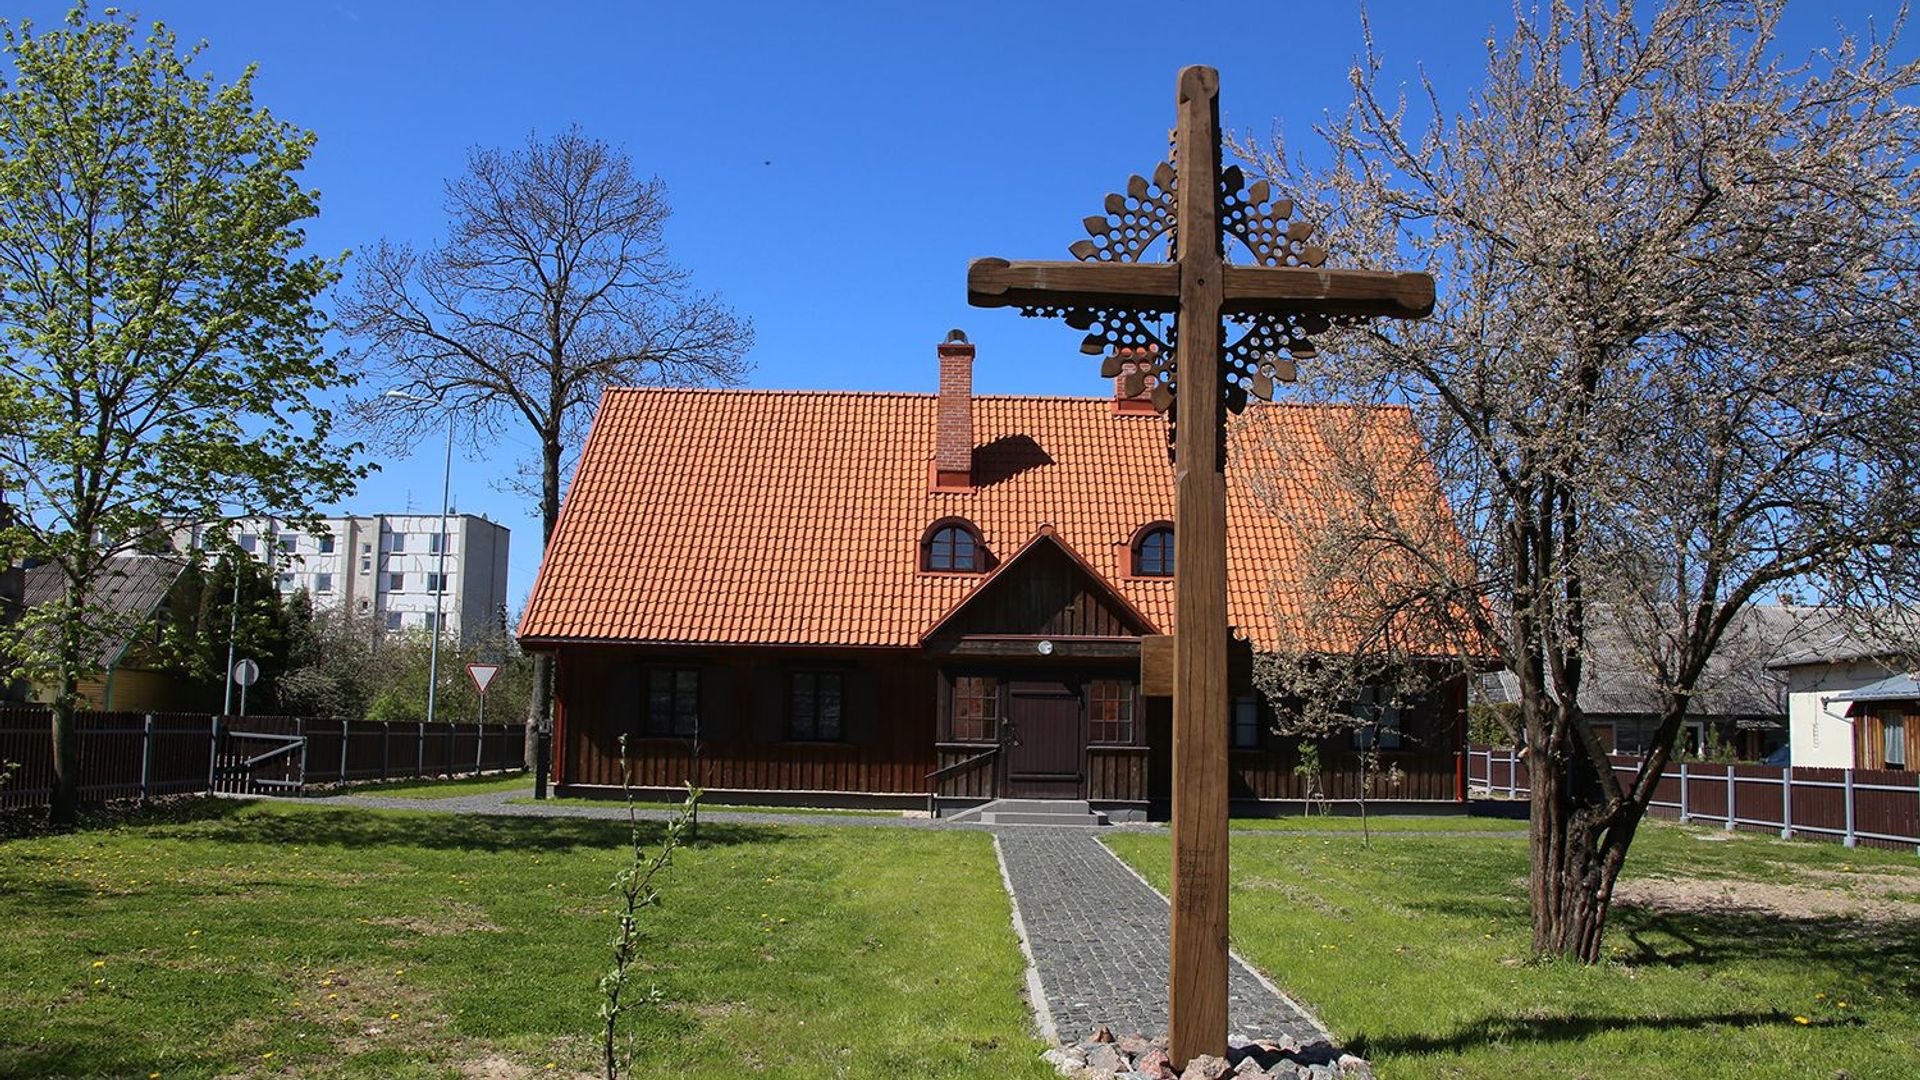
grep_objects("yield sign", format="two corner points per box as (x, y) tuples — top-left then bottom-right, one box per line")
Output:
(467, 663), (501, 694)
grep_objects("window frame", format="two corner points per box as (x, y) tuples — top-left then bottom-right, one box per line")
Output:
(787, 670), (846, 742)
(1349, 686), (1405, 751)
(920, 518), (987, 574)
(387, 572), (405, 592)
(1886, 709), (1909, 769)
(314, 572), (334, 593)
(1088, 679), (1137, 745)
(1129, 522), (1175, 578)
(642, 667), (701, 738)
(948, 674), (1002, 743)
(1230, 695), (1262, 750)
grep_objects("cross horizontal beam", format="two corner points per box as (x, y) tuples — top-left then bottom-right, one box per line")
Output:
(967, 257), (1435, 319)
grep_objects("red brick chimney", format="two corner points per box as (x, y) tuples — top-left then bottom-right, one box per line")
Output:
(1113, 346), (1159, 415)
(932, 330), (975, 491)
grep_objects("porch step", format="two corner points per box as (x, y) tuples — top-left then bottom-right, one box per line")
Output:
(948, 798), (1110, 827)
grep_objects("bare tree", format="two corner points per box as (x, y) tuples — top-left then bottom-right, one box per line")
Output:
(1233, 0), (1920, 959)
(338, 127), (754, 739)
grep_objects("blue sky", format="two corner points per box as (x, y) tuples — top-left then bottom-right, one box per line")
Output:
(10, 1), (1909, 608)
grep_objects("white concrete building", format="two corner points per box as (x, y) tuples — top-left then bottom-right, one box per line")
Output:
(1772, 652), (1917, 769)
(183, 513), (510, 646)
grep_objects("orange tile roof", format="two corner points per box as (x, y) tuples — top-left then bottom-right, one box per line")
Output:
(517, 388), (1450, 651)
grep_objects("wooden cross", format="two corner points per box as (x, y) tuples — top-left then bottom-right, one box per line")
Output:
(967, 65), (1433, 1066)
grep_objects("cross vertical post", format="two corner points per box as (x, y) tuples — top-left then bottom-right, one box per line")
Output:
(1167, 64), (1231, 1065)
(966, 62), (1433, 1067)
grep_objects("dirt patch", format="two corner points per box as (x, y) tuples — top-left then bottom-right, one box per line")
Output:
(1799, 866), (1920, 899)
(1241, 876), (1351, 918)
(368, 901), (502, 936)
(1615, 875), (1920, 922)
(455, 1051), (596, 1079)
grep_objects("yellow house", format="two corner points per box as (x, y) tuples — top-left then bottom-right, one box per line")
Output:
(19, 556), (202, 712)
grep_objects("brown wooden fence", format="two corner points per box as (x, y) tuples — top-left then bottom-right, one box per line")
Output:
(1468, 745), (1920, 853)
(0, 705), (525, 810)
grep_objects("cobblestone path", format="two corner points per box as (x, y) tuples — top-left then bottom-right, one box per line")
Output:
(993, 827), (1331, 1049)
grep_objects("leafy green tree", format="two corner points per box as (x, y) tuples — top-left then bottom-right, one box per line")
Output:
(157, 554), (297, 711)
(0, 6), (363, 824)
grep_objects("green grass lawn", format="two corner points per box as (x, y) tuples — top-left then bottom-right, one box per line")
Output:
(1106, 823), (1920, 1079)
(0, 801), (1050, 1079)
(502, 794), (905, 818)
(1228, 814), (1530, 833)
(345, 772), (534, 799)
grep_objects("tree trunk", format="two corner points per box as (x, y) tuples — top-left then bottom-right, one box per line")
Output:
(524, 436), (564, 769)
(48, 694), (79, 827)
(1528, 736), (1638, 961)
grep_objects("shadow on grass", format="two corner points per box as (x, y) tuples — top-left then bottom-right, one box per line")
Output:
(1346, 902), (1917, 1062)
(100, 796), (794, 855)
(1354, 1008), (1862, 1058)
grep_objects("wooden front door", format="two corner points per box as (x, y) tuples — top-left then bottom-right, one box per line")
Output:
(1002, 680), (1084, 798)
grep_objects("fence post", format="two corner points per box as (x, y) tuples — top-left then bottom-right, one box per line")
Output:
(338, 718), (350, 783)
(1679, 762), (1690, 823)
(380, 721), (390, 781)
(139, 714), (155, 804)
(1726, 764), (1737, 831)
(416, 721), (425, 778)
(1507, 748), (1517, 798)
(1781, 766), (1794, 840)
(1843, 768), (1857, 848)
(207, 715), (221, 794)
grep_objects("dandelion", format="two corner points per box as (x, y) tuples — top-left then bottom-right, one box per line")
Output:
(91, 960), (105, 968)
(1793, 1016), (1810, 1025)
(388, 1012), (399, 1020)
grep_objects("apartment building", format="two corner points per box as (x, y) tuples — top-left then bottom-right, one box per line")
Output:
(185, 513), (511, 646)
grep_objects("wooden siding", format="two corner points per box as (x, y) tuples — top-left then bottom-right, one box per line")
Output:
(556, 646), (937, 794)
(934, 541), (1145, 639)
(1854, 705), (1919, 770)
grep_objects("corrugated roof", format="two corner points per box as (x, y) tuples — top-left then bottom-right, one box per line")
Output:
(21, 555), (186, 668)
(518, 388), (1447, 651)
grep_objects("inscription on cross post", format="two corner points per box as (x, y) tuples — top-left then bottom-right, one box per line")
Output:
(966, 65), (1433, 1066)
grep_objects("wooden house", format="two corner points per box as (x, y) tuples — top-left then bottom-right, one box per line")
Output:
(517, 335), (1471, 818)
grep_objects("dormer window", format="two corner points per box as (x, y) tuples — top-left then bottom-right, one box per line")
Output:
(922, 519), (986, 573)
(1133, 523), (1174, 577)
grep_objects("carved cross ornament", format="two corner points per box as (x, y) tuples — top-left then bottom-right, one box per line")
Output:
(968, 69), (1433, 440)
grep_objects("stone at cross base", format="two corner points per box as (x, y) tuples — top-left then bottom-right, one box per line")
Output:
(966, 64), (1433, 1067)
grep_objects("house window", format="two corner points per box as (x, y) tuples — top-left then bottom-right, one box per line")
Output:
(385, 611), (403, 631)
(276, 573), (294, 591)
(1887, 711), (1908, 769)
(922, 520), (985, 572)
(1134, 524), (1174, 577)
(360, 555), (372, 573)
(789, 671), (844, 741)
(315, 573), (334, 593)
(318, 535), (335, 554)
(357, 598), (371, 613)
(1089, 680), (1135, 744)
(1351, 687), (1403, 750)
(1231, 696), (1262, 749)
(388, 572), (405, 592)
(951, 676), (1001, 742)
(426, 572), (449, 593)
(388, 532), (406, 553)
(277, 534), (298, 553)
(423, 612), (441, 633)
(428, 531), (450, 554)
(645, 668), (700, 737)
(238, 533), (257, 553)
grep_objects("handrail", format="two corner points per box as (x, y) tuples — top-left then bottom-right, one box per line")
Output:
(926, 745), (1000, 817)
(926, 745), (999, 782)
